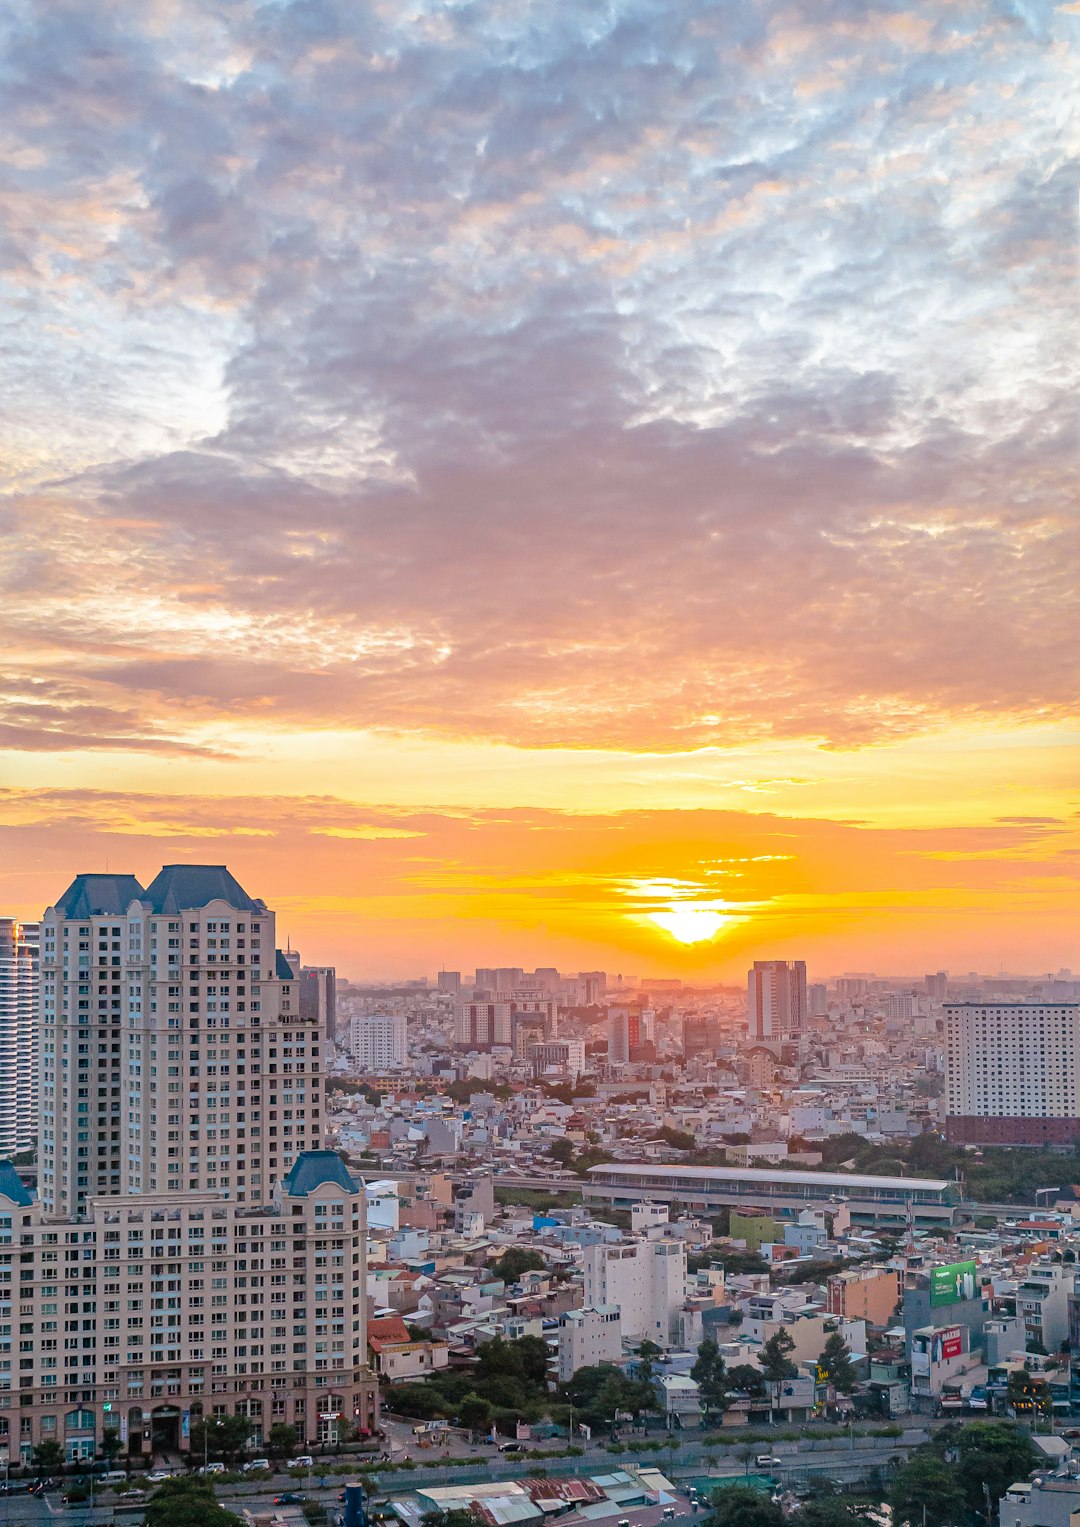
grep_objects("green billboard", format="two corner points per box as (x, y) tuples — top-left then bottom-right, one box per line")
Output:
(930, 1260), (978, 1307)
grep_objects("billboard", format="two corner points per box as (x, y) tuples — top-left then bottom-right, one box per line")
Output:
(930, 1326), (963, 1364)
(930, 1260), (978, 1307)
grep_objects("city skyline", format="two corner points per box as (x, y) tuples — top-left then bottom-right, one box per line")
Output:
(2, 0), (1077, 978)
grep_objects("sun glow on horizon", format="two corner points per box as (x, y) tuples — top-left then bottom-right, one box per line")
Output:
(648, 905), (731, 944)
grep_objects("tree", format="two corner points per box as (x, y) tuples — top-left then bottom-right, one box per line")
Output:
(889, 1454), (967, 1527)
(32, 1440), (64, 1478)
(101, 1430), (124, 1468)
(189, 1414), (253, 1465)
(145, 1478), (246, 1527)
(421, 1512), (478, 1527)
(489, 1249), (548, 1285)
(548, 1139), (578, 1169)
(268, 1422), (299, 1460)
(759, 1329), (798, 1416)
(955, 1422), (1038, 1516)
(727, 1364), (766, 1397)
(704, 1484), (784, 1527)
(816, 1332), (857, 1395)
(799, 1483), (874, 1527)
(691, 1338), (730, 1418)
(458, 1393), (493, 1440)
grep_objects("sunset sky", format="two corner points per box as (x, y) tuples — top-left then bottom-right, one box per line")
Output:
(1, 0), (1077, 980)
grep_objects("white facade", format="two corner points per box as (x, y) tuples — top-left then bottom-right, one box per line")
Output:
(0, 918), (39, 1155)
(350, 1012), (408, 1070)
(557, 1305), (622, 1381)
(945, 1003), (1080, 1121)
(747, 960), (807, 1041)
(527, 1039), (586, 1078)
(582, 1237), (686, 1344)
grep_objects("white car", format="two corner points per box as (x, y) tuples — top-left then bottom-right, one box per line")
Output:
(199, 1462), (226, 1475)
(146, 1471), (174, 1484)
(293, 1457), (315, 1470)
(243, 1461), (271, 1473)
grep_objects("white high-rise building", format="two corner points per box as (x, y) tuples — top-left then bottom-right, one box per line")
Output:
(747, 959), (807, 1042)
(557, 1305), (621, 1381)
(0, 918), (39, 1155)
(350, 1011), (408, 1070)
(582, 1237), (686, 1344)
(39, 866), (321, 1217)
(944, 1001), (1080, 1147)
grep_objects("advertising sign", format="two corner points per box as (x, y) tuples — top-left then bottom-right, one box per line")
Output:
(930, 1260), (978, 1307)
(929, 1326), (963, 1364)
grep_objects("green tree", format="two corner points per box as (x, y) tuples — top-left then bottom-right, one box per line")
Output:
(489, 1249), (548, 1285)
(145, 1478), (246, 1527)
(268, 1422), (298, 1460)
(759, 1328), (798, 1415)
(727, 1363), (766, 1397)
(100, 1430), (124, 1468)
(799, 1483), (873, 1527)
(189, 1414), (253, 1465)
(691, 1338), (730, 1418)
(458, 1392), (493, 1439)
(421, 1512), (479, 1527)
(548, 1139), (578, 1169)
(890, 1454), (967, 1527)
(32, 1440), (65, 1478)
(704, 1484), (784, 1527)
(816, 1332), (857, 1395)
(955, 1422), (1038, 1516)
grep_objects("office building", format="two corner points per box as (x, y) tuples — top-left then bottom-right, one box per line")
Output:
(925, 972), (948, 1000)
(0, 918), (39, 1155)
(300, 965), (337, 1041)
(39, 866), (322, 1218)
(747, 960), (807, 1042)
(527, 1039), (586, 1079)
(607, 1006), (654, 1065)
(349, 1012), (408, 1071)
(582, 1237), (686, 1344)
(886, 993), (914, 1022)
(681, 1014), (723, 1059)
(0, 1153), (375, 1464)
(944, 1001), (1080, 1145)
(808, 982), (828, 1017)
(436, 971), (461, 994)
(453, 997), (512, 1049)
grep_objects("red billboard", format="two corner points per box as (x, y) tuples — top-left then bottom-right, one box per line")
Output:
(931, 1326), (963, 1363)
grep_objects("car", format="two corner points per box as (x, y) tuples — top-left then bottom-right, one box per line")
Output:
(618, 1518), (631, 1527)
(275, 1493), (307, 1505)
(293, 1457), (315, 1469)
(199, 1462), (226, 1475)
(755, 1455), (781, 1468)
(147, 1472), (175, 1484)
(244, 1460), (271, 1473)
(663, 1511), (677, 1520)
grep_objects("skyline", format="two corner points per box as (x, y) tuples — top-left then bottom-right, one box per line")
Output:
(2, 0), (1077, 978)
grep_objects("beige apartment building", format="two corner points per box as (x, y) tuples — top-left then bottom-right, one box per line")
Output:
(0, 867), (377, 1466)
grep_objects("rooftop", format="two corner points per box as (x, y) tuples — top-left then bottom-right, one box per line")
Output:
(586, 1162), (952, 1193)
(282, 1150), (360, 1197)
(142, 864), (265, 914)
(51, 873), (146, 919)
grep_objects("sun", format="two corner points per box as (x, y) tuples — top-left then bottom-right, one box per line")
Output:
(648, 906), (730, 944)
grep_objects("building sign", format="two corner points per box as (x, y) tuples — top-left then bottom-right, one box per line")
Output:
(930, 1326), (963, 1363)
(929, 1261), (978, 1307)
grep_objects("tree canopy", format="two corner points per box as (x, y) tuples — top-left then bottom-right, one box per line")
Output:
(704, 1485), (784, 1527)
(145, 1478), (246, 1527)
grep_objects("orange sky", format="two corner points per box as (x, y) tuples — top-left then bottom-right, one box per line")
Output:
(1, 0), (1077, 979)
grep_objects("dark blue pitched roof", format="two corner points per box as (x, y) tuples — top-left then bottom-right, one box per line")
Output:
(282, 1151), (359, 1197)
(52, 874), (146, 919)
(276, 950), (296, 979)
(0, 1161), (34, 1207)
(142, 865), (264, 914)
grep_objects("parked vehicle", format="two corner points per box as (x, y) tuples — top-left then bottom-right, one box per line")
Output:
(275, 1492), (306, 1505)
(243, 1460), (271, 1473)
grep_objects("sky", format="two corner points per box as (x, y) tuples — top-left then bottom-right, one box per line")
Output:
(1, 0), (1078, 980)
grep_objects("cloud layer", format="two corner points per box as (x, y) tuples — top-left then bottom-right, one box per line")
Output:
(0, 0), (1077, 757)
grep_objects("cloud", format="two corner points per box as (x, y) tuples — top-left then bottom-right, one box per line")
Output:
(0, 0), (1076, 758)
